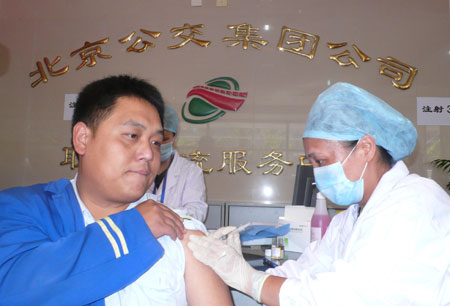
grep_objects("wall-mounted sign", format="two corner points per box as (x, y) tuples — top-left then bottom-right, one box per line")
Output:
(60, 146), (294, 176)
(64, 94), (78, 121)
(417, 97), (450, 126)
(30, 22), (418, 90)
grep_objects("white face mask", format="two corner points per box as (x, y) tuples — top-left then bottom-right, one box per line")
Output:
(313, 139), (368, 205)
(160, 141), (173, 162)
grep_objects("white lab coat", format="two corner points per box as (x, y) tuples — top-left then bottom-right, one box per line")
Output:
(150, 150), (208, 222)
(267, 161), (450, 306)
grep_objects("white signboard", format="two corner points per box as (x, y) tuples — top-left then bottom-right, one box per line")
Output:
(417, 97), (450, 126)
(64, 94), (78, 121)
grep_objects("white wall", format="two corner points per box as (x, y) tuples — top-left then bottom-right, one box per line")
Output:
(1, 0), (449, 204)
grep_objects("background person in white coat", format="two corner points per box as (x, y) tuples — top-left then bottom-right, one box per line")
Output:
(150, 104), (208, 222)
(188, 82), (450, 306)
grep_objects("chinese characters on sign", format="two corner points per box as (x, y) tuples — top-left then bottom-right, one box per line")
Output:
(217, 151), (253, 174)
(61, 147), (295, 175)
(29, 56), (69, 88)
(417, 97), (450, 126)
(64, 93), (78, 121)
(169, 24), (211, 49)
(70, 38), (112, 70)
(377, 56), (418, 90)
(30, 23), (418, 90)
(182, 150), (213, 173)
(119, 29), (161, 52)
(223, 23), (268, 50)
(277, 26), (319, 59)
(257, 150), (294, 175)
(60, 147), (78, 170)
(328, 42), (371, 68)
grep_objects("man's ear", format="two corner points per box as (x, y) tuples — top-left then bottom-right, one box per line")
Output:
(72, 122), (90, 156)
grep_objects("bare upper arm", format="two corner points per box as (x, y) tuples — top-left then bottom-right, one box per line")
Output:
(182, 230), (233, 306)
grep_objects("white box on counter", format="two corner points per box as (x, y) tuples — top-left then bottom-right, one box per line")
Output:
(279, 206), (315, 253)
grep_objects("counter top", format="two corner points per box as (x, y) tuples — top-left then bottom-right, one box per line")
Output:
(242, 246), (301, 270)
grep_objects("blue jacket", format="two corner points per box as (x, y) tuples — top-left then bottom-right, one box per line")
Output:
(0, 178), (164, 306)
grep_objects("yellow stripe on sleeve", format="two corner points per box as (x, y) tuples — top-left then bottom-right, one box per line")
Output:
(96, 219), (121, 258)
(104, 217), (129, 255)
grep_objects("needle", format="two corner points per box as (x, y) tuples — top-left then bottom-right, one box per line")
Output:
(218, 223), (251, 240)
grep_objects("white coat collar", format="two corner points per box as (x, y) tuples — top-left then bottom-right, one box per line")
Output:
(152, 150), (182, 194)
(360, 160), (409, 217)
(166, 150), (182, 179)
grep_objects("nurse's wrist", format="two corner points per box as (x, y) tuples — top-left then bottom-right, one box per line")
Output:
(259, 275), (286, 306)
(251, 271), (271, 303)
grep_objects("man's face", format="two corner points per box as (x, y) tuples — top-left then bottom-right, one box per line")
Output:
(77, 96), (163, 206)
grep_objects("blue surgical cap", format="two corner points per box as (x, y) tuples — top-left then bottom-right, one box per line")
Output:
(303, 82), (417, 162)
(163, 104), (179, 134)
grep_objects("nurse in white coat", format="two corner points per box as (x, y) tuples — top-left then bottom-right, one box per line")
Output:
(150, 105), (208, 222)
(188, 82), (450, 305)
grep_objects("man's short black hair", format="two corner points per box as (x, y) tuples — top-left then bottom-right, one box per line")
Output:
(72, 75), (165, 138)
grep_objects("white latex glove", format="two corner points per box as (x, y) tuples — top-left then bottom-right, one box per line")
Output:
(188, 226), (270, 303)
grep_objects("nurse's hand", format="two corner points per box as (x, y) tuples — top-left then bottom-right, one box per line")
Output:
(136, 200), (186, 240)
(188, 227), (270, 303)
